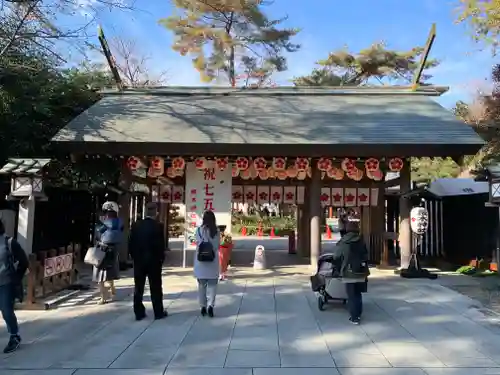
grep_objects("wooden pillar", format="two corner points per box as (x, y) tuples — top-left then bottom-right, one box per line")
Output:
(387, 196), (395, 253)
(310, 162), (322, 268)
(399, 160), (412, 269)
(296, 205), (302, 254)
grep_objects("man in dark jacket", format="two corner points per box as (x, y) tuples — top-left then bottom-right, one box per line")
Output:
(0, 220), (28, 353)
(129, 203), (167, 321)
(333, 220), (370, 325)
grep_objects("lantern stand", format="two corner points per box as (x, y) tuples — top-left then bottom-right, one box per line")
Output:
(0, 159), (50, 255)
(400, 199), (438, 280)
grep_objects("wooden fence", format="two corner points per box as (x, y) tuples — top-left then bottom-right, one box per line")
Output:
(22, 244), (83, 309)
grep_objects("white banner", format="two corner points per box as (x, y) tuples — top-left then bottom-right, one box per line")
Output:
(344, 188), (357, 207)
(357, 188), (370, 206)
(270, 186), (283, 203)
(257, 186), (270, 204)
(320, 187), (331, 206)
(331, 188), (343, 207)
(283, 186), (296, 204)
(297, 186), (305, 204)
(184, 161), (232, 251)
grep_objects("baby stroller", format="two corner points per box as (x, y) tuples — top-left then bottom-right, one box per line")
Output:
(310, 253), (348, 311)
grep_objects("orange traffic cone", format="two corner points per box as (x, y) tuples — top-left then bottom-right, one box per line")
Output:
(326, 225), (332, 239)
(241, 226), (247, 236)
(270, 227), (276, 238)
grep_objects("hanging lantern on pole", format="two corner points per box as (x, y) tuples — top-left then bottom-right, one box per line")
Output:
(410, 206), (429, 235)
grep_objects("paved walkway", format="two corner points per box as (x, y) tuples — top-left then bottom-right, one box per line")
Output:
(2, 267), (500, 375)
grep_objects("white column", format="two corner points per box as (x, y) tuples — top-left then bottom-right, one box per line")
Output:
(17, 195), (36, 254)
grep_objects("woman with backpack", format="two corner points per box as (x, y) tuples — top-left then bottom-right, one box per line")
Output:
(93, 201), (123, 304)
(194, 210), (220, 318)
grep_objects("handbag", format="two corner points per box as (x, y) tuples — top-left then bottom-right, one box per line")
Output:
(84, 246), (106, 267)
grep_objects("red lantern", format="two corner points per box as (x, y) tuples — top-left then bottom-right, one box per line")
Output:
(277, 171), (288, 180)
(253, 157), (267, 171)
(317, 157), (333, 171)
(194, 157), (206, 170)
(240, 169), (251, 180)
(341, 158), (355, 172)
(235, 157), (249, 171)
(367, 169), (384, 181)
(364, 158), (379, 172)
(286, 166), (298, 178)
(127, 156), (141, 171)
(172, 157), (185, 170)
(295, 157), (309, 171)
(327, 167), (344, 180)
(259, 169), (269, 180)
(388, 157), (404, 172)
(216, 157), (228, 170)
(166, 167), (176, 178)
(272, 157), (286, 171)
(232, 166), (239, 177)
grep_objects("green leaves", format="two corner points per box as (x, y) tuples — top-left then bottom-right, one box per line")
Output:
(294, 42), (439, 86)
(457, 0), (500, 54)
(161, 0), (300, 84)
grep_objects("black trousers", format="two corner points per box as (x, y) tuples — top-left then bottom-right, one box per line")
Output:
(345, 282), (364, 319)
(133, 261), (164, 318)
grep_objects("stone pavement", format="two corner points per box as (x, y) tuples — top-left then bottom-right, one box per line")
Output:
(2, 267), (500, 375)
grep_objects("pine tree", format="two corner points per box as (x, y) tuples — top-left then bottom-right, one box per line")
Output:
(293, 42), (439, 86)
(168, 204), (184, 237)
(458, 0), (500, 54)
(160, 0), (300, 85)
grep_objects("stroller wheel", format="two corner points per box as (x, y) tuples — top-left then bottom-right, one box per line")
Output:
(318, 295), (325, 311)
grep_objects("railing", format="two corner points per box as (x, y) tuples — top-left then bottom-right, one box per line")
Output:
(368, 232), (398, 266)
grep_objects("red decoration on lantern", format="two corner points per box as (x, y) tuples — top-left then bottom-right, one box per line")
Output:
(364, 158), (379, 172)
(253, 157), (267, 171)
(233, 191), (242, 200)
(172, 157), (185, 170)
(341, 158), (355, 172)
(295, 157), (309, 171)
(347, 168), (364, 181)
(235, 157), (249, 171)
(194, 157), (206, 170)
(127, 156), (141, 171)
(317, 158), (333, 171)
(388, 157), (404, 172)
(216, 157), (228, 170)
(272, 157), (286, 171)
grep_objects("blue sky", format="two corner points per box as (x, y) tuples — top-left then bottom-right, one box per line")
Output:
(83, 0), (496, 108)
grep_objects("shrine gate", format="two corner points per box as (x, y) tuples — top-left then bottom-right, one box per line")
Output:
(51, 86), (483, 268)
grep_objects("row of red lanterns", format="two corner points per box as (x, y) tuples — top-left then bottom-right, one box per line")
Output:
(127, 156), (404, 178)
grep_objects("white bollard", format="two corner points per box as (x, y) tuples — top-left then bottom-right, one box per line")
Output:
(253, 245), (266, 270)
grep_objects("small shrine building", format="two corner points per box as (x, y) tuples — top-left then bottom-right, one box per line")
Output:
(51, 86), (484, 267)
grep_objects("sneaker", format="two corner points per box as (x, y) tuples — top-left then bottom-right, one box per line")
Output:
(349, 317), (360, 325)
(200, 307), (207, 316)
(3, 335), (21, 354)
(207, 306), (214, 318)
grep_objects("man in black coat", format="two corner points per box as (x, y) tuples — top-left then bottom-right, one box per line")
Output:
(128, 203), (167, 320)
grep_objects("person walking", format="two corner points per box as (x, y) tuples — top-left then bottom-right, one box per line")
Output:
(93, 201), (123, 304)
(194, 210), (220, 318)
(129, 203), (167, 321)
(0, 219), (28, 353)
(333, 220), (370, 325)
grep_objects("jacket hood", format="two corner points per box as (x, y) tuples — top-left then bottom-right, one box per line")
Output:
(341, 231), (362, 244)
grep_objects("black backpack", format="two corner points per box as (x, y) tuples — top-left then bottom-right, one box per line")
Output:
(346, 240), (369, 277)
(197, 227), (215, 262)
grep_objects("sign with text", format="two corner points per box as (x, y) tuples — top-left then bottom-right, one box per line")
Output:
(44, 254), (73, 278)
(184, 161), (232, 250)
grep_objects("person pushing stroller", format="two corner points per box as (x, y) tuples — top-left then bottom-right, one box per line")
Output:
(332, 219), (370, 324)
